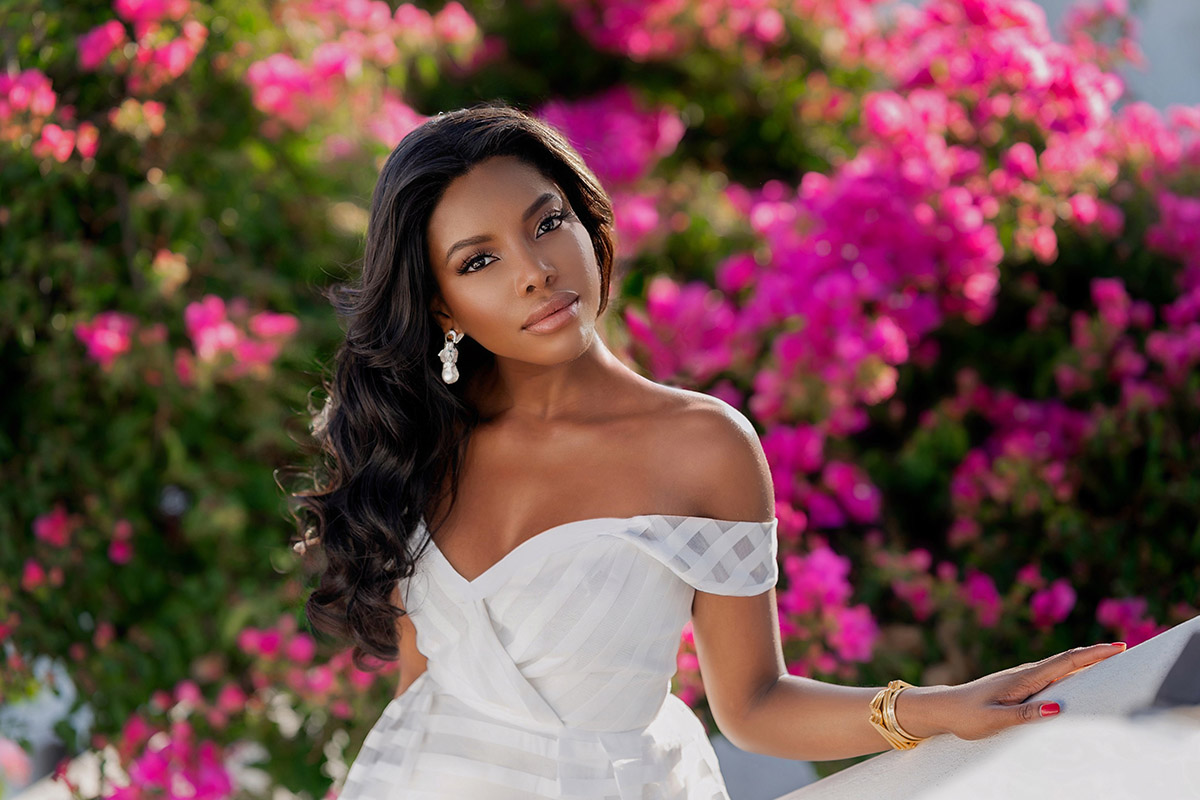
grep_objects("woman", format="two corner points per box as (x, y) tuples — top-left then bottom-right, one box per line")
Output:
(292, 103), (1125, 799)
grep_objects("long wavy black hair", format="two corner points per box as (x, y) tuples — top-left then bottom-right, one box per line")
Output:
(288, 103), (616, 670)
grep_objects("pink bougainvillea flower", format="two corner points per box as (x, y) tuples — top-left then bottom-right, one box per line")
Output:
(962, 569), (1002, 627)
(31, 123), (77, 162)
(114, 0), (191, 38)
(1029, 578), (1077, 628)
(821, 460), (882, 523)
(21, 559), (46, 592)
(285, 632), (317, 664)
(365, 91), (429, 148)
(77, 20), (127, 70)
(536, 86), (685, 188)
(34, 503), (75, 548)
(432, 0), (478, 44)
(75, 310), (138, 369)
(624, 276), (746, 386)
(609, 188), (661, 259)
(1, 68), (58, 117)
(1091, 277), (1131, 332)
(826, 603), (878, 662)
(184, 295), (240, 362)
(75, 121), (100, 159)
(215, 683), (246, 713)
(109, 539), (133, 564)
(1096, 596), (1168, 646)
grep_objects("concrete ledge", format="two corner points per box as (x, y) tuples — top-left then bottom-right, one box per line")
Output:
(779, 613), (1200, 800)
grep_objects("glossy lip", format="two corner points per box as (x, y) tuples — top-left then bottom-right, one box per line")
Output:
(522, 290), (580, 329)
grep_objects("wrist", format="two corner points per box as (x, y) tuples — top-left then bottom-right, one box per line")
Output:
(892, 684), (951, 739)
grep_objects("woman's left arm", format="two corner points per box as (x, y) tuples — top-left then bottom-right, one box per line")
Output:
(692, 589), (1124, 760)
(683, 400), (1126, 761)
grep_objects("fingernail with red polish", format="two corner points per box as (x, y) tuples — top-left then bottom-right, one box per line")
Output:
(1040, 703), (1060, 717)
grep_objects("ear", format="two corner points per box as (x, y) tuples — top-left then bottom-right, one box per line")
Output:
(429, 293), (455, 333)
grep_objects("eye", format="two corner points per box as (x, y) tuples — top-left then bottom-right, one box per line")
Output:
(457, 250), (496, 275)
(537, 208), (574, 235)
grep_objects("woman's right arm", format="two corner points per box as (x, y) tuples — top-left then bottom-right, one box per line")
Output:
(390, 582), (428, 698)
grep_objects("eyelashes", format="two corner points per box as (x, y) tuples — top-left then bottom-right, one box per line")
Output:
(456, 208), (577, 275)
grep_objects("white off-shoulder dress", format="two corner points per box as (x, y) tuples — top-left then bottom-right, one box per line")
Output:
(338, 514), (779, 800)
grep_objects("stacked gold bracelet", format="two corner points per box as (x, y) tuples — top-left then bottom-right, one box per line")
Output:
(868, 680), (928, 751)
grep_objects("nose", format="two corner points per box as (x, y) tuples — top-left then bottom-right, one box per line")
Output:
(518, 243), (557, 295)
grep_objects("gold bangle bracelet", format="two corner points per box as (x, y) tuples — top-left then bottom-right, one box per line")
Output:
(869, 680), (928, 751)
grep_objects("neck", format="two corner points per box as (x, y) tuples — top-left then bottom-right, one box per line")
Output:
(471, 333), (630, 424)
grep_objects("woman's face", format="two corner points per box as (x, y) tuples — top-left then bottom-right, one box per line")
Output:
(426, 155), (602, 366)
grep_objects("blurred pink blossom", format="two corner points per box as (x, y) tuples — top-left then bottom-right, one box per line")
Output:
(1030, 578), (1076, 628)
(0, 736), (32, 787)
(34, 503), (74, 548)
(77, 20), (127, 70)
(75, 311), (138, 369)
(962, 570), (1002, 627)
(536, 86), (684, 187)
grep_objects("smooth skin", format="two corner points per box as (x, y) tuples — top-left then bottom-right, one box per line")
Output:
(376, 155), (1127, 760)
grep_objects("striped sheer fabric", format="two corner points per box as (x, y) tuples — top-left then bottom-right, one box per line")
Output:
(339, 514), (779, 800)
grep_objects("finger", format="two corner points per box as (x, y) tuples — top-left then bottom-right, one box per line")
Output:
(1040, 642), (1124, 678)
(1012, 699), (1061, 725)
(1048, 642), (1126, 684)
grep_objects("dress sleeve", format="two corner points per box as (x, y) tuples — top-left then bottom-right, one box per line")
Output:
(630, 516), (779, 596)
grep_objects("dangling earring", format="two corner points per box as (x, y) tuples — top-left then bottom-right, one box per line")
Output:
(439, 329), (465, 384)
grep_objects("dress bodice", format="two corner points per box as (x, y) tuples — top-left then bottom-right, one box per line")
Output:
(400, 514), (779, 733)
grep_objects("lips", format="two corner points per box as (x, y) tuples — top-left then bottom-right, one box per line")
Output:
(523, 291), (580, 329)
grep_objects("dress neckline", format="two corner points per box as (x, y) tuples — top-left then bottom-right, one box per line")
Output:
(419, 513), (777, 589)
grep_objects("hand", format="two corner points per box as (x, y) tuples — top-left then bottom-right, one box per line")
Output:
(933, 642), (1127, 741)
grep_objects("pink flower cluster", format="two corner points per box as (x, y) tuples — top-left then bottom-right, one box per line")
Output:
(34, 503), (77, 548)
(1147, 191), (1200, 282)
(103, 719), (233, 800)
(962, 569), (1002, 627)
(236, 614), (399, 720)
(241, 1), (482, 147)
(21, 507), (135, 602)
(872, 540), (1086, 635)
(78, 3), (209, 96)
(538, 86), (685, 188)
(114, 0), (191, 39)
(1096, 597), (1168, 647)
(945, 371), (1092, 524)
(759, 420), (883, 531)
(559, 0), (884, 61)
(623, 277), (752, 386)
(75, 311), (139, 370)
(537, 87), (685, 258)
(1029, 578), (1077, 628)
(1061, 0), (1145, 73)
(872, 0), (1124, 137)
(180, 295), (300, 382)
(706, 95), (1001, 432)
(1, 69), (100, 162)
(74, 292), (298, 383)
(1146, 287), (1200, 389)
(778, 544), (879, 673)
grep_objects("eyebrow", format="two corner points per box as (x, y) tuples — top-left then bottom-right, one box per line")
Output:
(443, 191), (559, 265)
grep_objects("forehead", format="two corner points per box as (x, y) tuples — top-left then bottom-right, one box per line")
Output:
(429, 156), (560, 234)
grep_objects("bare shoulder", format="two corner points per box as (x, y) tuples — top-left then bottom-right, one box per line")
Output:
(640, 384), (775, 523)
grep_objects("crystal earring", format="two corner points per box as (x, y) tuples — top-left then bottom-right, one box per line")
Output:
(439, 329), (465, 384)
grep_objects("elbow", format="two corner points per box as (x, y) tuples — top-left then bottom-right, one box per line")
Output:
(708, 676), (781, 754)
